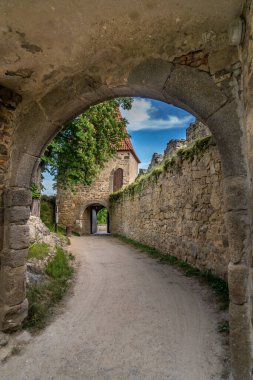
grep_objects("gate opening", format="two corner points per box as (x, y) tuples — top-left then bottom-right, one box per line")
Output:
(82, 203), (110, 235)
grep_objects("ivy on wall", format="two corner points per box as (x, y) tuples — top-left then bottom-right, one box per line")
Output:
(41, 98), (132, 190)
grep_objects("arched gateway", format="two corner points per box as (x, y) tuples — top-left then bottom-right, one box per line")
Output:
(0, 2), (253, 378)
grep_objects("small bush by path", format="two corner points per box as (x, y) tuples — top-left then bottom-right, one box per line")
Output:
(24, 247), (74, 331)
(28, 243), (50, 260)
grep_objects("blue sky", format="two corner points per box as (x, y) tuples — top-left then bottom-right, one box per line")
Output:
(121, 98), (194, 169)
(42, 98), (195, 195)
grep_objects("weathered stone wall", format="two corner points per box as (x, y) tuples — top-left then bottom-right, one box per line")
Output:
(186, 120), (211, 143)
(111, 144), (228, 278)
(163, 139), (187, 158)
(0, 88), (30, 331)
(57, 151), (138, 233)
(147, 153), (163, 171)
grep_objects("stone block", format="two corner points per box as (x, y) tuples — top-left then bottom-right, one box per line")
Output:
(224, 211), (249, 263)
(229, 302), (252, 380)
(9, 224), (30, 250)
(163, 65), (227, 119)
(7, 206), (30, 223)
(207, 100), (247, 177)
(128, 58), (173, 92)
(0, 265), (26, 307)
(1, 249), (27, 267)
(10, 152), (38, 188)
(223, 176), (248, 212)
(0, 298), (28, 331)
(228, 263), (249, 304)
(6, 188), (32, 207)
(40, 78), (84, 124)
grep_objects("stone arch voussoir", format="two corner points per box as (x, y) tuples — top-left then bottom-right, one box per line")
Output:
(1, 60), (252, 379)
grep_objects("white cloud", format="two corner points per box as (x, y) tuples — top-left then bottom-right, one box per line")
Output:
(121, 98), (194, 132)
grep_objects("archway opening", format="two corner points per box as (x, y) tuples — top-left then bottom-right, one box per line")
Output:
(82, 203), (110, 235)
(2, 58), (251, 379)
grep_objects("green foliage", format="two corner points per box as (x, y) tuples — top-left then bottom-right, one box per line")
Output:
(176, 135), (215, 162)
(28, 243), (49, 260)
(25, 247), (74, 331)
(163, 156), (176, 171)
(110, 135), (216, 204)
(31, 182), (41, 199)
(115, 234), (229, 310)
(42, 98), (133, 189)
(40, 195), (55, 227)
(97, 208), (108, 225)
(46, 246), (73, 279)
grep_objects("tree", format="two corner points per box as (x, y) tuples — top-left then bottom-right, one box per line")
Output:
(41, 98), (132, 189)
(97, 208), (108, 225)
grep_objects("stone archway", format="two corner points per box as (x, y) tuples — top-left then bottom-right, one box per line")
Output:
(1, 59), (251, 379)
(0, 2), (252, 378)
(78, 200), (109, 235)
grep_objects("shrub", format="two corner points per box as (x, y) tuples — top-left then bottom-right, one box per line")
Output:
(25, 247), (74, 331)
(46, 247), (73, 279)
(40, 195), (55, 227)
(28, 243), (49, 260)
(97, 208), (108, 225)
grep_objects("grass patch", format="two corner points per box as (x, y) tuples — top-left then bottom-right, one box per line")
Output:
(28, 243), (50, 260)
(177, 135), (215, 162)
(46, 247), (73, 278)
(72, 230), (80, 236)
(25, 246), (74, 331)
(40, 196), (55, 227)
(115, 234), (229, 310)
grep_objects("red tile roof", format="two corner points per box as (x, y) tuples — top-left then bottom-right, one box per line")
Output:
(116, 110), (140, 163)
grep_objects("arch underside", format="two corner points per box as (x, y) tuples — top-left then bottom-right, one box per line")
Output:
(1, 58), (251, 380)
(80, 203), (109, 235)
(0, 1), (252, 378)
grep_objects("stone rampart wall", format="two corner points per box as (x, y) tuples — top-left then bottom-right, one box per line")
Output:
(110, 144), (228, 278)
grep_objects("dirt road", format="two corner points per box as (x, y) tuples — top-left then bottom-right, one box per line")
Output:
(1, 236), (227, 379)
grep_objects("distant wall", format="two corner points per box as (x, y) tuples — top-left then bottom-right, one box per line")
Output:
(110, 143), (228, 278)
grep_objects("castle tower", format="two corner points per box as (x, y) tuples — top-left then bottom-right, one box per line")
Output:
(57, 112), (140, 235)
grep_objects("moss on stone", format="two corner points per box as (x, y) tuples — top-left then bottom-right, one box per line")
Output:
(109, 135), (216, 204)
(176, 135), (215, 162)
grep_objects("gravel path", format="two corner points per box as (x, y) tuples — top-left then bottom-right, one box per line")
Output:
(1, 236), (227, 380)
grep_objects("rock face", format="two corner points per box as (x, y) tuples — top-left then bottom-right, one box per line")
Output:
(186, 120), (211, 143)
(163, 139), (187, 158)
(27, 216), (67, 284)
(147, 121), (211, 171)
(147, 153), (163, 171)
(28, 216), (63, 248)
(111, 144), (228, 278)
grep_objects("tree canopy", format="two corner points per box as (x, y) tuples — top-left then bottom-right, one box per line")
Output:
(42, 98), (132, 189)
